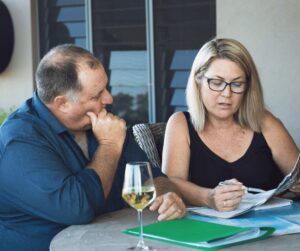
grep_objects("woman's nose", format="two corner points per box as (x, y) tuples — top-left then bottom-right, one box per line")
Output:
(221, 84), (232, 96)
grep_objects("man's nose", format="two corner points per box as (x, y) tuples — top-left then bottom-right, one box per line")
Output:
(102, 90), (113, 104)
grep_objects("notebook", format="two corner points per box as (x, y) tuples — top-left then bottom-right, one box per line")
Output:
(123, 218), (274, 250)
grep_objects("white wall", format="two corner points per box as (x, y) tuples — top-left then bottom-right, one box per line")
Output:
(217, 0), (300, 147)
(0, 0), (34, 111)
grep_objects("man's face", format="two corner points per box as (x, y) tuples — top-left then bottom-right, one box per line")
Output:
(64, 65), (113, 131)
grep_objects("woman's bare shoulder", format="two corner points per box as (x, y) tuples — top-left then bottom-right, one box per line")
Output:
(166, 111), (190, 142)
(167, 111), (188, 128)
(262, 110), (284, 130)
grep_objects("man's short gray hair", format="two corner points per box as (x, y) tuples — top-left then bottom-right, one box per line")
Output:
(36, 44), (102, 103)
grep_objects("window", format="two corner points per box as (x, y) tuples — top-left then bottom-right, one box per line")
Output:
(91, 0), (148, 125)
(38, 0), (215, 125)
(153, 0), (215, 121)
(38, 0), (87, 57)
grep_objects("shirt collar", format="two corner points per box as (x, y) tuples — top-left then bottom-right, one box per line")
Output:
(32, 92), (69, 135)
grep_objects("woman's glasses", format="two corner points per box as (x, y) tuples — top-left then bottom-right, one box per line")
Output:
(199, 76), (247, 94)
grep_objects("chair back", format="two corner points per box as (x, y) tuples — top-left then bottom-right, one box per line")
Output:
(132, 122), (166, 168)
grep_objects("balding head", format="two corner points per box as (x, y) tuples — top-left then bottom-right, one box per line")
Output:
(36, 44), (102, 103)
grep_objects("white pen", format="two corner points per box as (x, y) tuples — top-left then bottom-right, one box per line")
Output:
(218, 181), (265, 193)
(246, 187), (265, 194)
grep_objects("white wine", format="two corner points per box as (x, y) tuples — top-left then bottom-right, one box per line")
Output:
(122, 186), (156, 210)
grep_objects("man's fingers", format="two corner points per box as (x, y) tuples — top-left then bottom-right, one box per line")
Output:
(86, 112), (96, 125)
(151, 192), (185, 221)
(98, 108), (107, 117)
(157, 203), (185, 221)
(149, 196), (163, 211)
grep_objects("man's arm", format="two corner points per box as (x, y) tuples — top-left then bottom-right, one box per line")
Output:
(149, 176), (186, 221)
(87, 110), (126, 198)
(0, 140), (104, 225)
(119, 130), (186, 221)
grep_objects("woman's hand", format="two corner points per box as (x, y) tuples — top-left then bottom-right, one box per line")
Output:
(208, 179), (246, 212)
(289, 178), (300, 196)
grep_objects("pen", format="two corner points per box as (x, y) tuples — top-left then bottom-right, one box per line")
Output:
(246, 187), (265, 193)
(218, 181), (265, 193)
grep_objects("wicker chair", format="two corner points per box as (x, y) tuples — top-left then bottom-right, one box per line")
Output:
(132, 122), (166, 168)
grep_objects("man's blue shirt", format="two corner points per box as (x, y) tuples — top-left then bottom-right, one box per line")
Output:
(0, 94), (163, 251)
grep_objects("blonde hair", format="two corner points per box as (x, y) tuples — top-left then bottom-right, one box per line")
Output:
(186, 38), (265, 132)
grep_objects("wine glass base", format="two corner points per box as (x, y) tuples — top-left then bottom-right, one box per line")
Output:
(126, 245), (156, 251)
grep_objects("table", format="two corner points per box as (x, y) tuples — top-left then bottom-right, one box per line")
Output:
(50, 207), (300, 251)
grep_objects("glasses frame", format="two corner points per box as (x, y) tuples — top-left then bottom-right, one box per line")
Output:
(202, 76), (247, 94)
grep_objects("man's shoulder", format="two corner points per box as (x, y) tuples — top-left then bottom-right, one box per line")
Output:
(0, 104), (48, 145)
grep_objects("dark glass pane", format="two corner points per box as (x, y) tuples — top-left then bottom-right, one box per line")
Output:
(55, 0), (84, 6)
(91, 0), (147, 126)
(56, 6), (85, 21)
(38, 0), (86, 58)
(153, 0), (216, 122)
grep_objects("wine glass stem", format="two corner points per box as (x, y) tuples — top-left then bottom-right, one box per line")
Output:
(137, 209), (145, 248)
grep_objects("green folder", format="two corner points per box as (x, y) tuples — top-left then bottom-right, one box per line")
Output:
(123, 218), (274, 250)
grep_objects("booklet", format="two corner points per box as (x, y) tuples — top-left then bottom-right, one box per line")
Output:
(190, 154), (300, 219)
(254, 197), (292, 211)
(123, 218), (274, 250)
(188, 201), (300, 236)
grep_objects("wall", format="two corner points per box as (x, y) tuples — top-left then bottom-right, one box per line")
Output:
(0, 0), (35, 111)
(217, 0), (300, 147)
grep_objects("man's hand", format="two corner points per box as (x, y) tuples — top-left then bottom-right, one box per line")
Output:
(87, 109), (126, 150)
(86, 109), (126, 197)
(149, 192), (185, 221)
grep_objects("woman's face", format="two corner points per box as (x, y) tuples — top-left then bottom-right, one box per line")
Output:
(200, 58), (246, 121)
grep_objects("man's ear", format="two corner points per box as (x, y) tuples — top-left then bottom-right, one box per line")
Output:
(53, 95), (71, 113)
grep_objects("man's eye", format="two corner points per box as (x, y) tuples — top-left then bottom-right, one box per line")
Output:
(92, 95), (100, 100)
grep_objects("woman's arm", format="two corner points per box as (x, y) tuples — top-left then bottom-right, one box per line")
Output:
(162, 112), (245, 210)
(262, 111), (299, 174)
(262, 111), (300, 196)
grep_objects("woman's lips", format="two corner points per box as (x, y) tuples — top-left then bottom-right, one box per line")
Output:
(218, 102), (231, 108)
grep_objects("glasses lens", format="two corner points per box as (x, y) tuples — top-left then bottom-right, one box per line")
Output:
(208, 79), (225, 91)
(231, 82), (246, 93)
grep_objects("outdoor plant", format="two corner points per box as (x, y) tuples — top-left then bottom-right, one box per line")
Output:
(0, 110), (9, 125)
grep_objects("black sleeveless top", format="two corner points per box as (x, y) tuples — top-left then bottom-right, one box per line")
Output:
(183, 112), (284, 190)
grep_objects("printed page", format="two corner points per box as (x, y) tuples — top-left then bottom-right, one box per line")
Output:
(274, 154), (300, 195)
(254, 197), (292, 211)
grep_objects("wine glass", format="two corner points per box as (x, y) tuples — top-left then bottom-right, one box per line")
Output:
(122, 161), (157, 250)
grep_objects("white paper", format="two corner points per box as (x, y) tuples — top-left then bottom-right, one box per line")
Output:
(254, 197), (292, 211)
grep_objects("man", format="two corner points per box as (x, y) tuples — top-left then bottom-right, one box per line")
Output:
(0, 44), (185, 251)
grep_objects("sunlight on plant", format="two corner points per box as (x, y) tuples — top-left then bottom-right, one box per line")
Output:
(0, 110), (8, 125)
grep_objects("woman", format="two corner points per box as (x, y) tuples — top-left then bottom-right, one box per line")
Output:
(162, 38), (300, 212)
